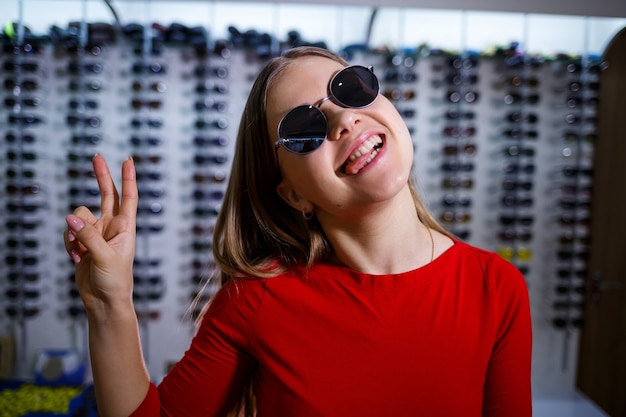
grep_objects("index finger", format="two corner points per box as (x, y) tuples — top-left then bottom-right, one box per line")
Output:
(92, 153), (119, 216)
(119, 156), (138, 220)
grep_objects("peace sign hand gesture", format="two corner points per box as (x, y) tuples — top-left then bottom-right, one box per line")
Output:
(63, 154), (138, 315)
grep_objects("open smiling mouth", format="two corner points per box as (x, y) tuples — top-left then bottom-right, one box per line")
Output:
(341, 135), (384, 175)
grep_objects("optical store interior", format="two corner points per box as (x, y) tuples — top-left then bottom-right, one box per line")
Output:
(1, 0), (626, 415)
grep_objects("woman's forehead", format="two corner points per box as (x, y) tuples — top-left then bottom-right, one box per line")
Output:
(268, 56), (342, 112)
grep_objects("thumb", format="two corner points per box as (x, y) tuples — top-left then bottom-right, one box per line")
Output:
(65, 214), (113, 263)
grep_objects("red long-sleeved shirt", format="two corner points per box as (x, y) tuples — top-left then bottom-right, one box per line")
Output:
(130, 240), (532, 416)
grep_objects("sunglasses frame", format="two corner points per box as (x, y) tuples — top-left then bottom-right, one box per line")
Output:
(275, 65), (379, 155)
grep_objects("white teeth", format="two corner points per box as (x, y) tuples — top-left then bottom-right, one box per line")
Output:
(348, 136), (383, 162)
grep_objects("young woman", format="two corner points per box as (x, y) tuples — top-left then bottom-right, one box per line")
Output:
(64, 46), (532, 417)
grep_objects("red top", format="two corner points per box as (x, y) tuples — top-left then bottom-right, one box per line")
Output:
(131, 240), (532, 416)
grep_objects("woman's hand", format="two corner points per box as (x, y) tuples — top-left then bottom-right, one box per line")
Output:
(63, 154), (138, 315)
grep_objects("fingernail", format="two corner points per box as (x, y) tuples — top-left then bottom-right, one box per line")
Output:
(66, 215), (85, 233)
(93, 152), (100, 160)
(68, 231), (76, 242)
(70, 249), (81, 263)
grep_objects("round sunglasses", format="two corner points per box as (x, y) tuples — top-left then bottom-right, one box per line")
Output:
(275, 65), (379, 154)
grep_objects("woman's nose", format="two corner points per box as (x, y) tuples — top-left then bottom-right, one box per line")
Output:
(326, 107), (360, 141)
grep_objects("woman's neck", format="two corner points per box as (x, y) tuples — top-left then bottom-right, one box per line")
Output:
(319, 191), (435, 275)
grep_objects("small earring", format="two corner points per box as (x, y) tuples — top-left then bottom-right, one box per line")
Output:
(302, 210), (313, 220)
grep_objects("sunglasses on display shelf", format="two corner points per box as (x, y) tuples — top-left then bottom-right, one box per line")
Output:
(569, 80), (599, 92)
(555, 284), (586, 295)
(131, 117), (163, 129)
(134, 275), (163, 286)
(7, 272), (39, 283)
(565, 114), (598, 125)
(439, 211), (471, 224)
(68, 186), (100, 197)
(498, 228), (533, 242)
(130, 136), (162, 147)
(432, 72), (478, 88)
(447, 56), (479, 70)
(275, 65), (379, 154)
(5, 202), (44, 213)
(67, 62), (104, 75)
(558, 199), (591, 210)
(193, 205), (221, 217)
(5, 132), (36, 144)
(552, 301), (584, 311)
(562, 166), (593, 177)
(503, 129), (538, 140)
(5, 183), (41, 196)
(497, 246), (533, 262)
(132, 154), (162, 165)
(192, 189), (225, 201)
(69, 79), (102, 92)
(131, 80), (167, 93)
(67, 305), (86, 318)
(192, 223), (215, 236)
(68, 152), (98, 163)
(383, 68), (417, 83)
(4, 97), (41, 108)
(195, 118), (229, 130)
(5, 237), (39, 249)
(8, 114), (45, 126)
(442, 143), (477, 156)
(441, 161), (474, 173)
(194, 154), (228, 165)
(563, 131), (597, 143)
(566, 96), (599, 109)
(446, 90), (479, 104)
(135, 310), (161, 321)
(66, 115), (101, 128)
(6, 168), (36, 179)
(504, 93), (540, 105)
(193, 135), (229, 147)
(441, 194), (472, 208)
(72, 134), (103, 145)
(134, 258), (162, 268)
(131, 62), (167, 75)
(442, 125), (476, 138)
(557, 268), (588, 279)
(5, 288), (40, 300)
(67, 168), (96, 179)
(501, 75), (540, 88)
(5, 305), (41, 319)
(502, 179), (533, 191)
(558, 233), (590, 246)
(3, 78), (39, 92)
(444, 109), (475, 121)
(68, 98), (99, 110)
(191, 240), (212, 252)
(552, 317), (584, 330)
(192, 171), (227, 184)
(382, 88), (416, 101)
(442, 177), (473, 189)
(505, 112), (538, 124)
(194, 98), (228, 112)
(501, 195), (533, 208)
(136, 223), (165, 234)
(498, 215), (534, 226)
(2, 60), (39, 72)
(137, 187), (166, 199)
(194, 65), (229, 78)
(137, 203), (164, 215)
(131, 99), (163, 110)
(4, 219), (41, 231)
(195, 80), (229, 94)
(5, 255), (39, 267)
(557, 249), (589, 262)
(503, 162), (535, 175)
(135, 171), (163, 181)
(503, 145), (535, 157)
(132, 289), (164, 301)
(558, 213), (590, 226)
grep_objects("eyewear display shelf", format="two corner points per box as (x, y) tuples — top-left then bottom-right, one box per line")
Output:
(0, 25), (597, 390)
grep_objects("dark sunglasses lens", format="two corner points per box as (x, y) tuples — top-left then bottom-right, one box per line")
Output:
(331, 66), (379, 108)
(279, 105), (327, 153)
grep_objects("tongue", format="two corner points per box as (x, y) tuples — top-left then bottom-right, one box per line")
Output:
(344, 152), (373, 175)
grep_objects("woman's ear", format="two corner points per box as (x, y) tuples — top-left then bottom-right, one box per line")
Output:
(276, 179), (312, 212)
